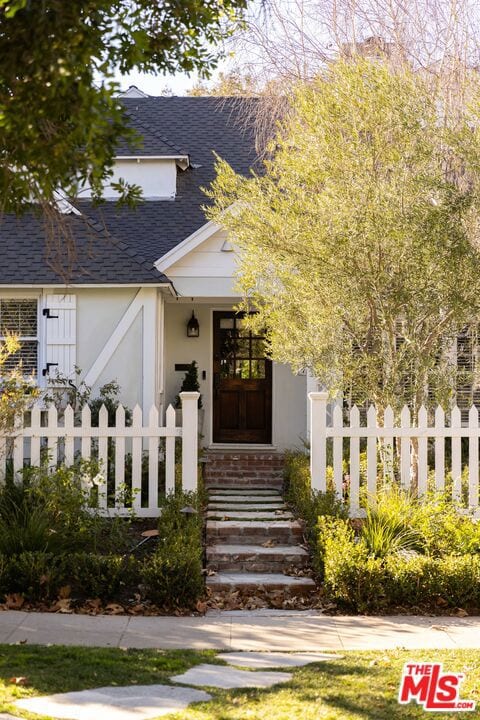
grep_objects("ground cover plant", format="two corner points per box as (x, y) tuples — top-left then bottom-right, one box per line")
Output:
(0, 463), (206, 612)
(0, 646), (479, 719)
(284, 452), (480, 613)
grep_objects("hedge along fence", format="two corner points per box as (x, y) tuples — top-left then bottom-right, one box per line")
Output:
(0, 392), (200, 517)
(319, 517), (480, 613)
(309, 392), (480, 517)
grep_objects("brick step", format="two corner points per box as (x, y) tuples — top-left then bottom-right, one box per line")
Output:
(206, 572), (315, 596)
(208, 495), (282, 504)
(205, 477), (283, 489)
(206, 519), (304, 545)
(206, 543), (309, 573)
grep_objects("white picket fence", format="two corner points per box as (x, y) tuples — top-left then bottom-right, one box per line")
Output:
(0, 391), (200, 517)
(309, 391), (480, 517)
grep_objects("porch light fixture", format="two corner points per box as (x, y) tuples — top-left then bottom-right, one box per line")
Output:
(187, 311), (199, 337)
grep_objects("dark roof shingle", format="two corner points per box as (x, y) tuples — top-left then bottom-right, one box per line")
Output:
(0, 96), (259, 285)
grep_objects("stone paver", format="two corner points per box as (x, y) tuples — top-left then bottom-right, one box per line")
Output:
(209, 495), (281, 503)
(171, 663), (291, 689)
(206, 571), (315, 589)
(220, 651), (344, 668)
(15, 685), (211, 720)
(206, 510), (293, 520)
(208, 502), (286, 510)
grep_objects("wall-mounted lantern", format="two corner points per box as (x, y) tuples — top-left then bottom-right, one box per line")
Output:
(186, 311), (199, 338)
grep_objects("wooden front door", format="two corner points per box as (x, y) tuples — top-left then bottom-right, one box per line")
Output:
(213, 311), (272, 443)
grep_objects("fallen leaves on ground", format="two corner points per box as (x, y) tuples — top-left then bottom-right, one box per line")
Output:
(205, 585), (320, 612)
(9, 676), (28, 685)
(3, 594), (25, 610)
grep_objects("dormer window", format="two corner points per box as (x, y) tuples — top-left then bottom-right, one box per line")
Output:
(78, 156), (189, 201)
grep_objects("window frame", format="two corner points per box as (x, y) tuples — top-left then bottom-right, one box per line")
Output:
(0, 293), (41, 379)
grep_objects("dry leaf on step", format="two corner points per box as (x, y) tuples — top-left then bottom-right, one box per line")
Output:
(261, 539), (277, 547)
(9, 676), (28, 686)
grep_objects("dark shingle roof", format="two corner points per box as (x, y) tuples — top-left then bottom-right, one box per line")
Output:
(0, 96), (259, 285)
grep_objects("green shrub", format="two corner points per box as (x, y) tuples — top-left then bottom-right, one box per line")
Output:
(0, 462), (131, 556)
(142, 491), (204, 609)
(319, 517), (480, 611)
(8, 552), (61, 601)
(0, 553), (11, 597)
(364, 486), (480, 557)
(284, 451), (347, 534)
(142, 537), (203, 609)
(63, 553), (140, 599)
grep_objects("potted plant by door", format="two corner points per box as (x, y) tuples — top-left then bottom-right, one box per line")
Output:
(175, 361), (204, 432)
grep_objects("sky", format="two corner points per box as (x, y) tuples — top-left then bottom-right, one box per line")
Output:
(114, 68), (203, 96)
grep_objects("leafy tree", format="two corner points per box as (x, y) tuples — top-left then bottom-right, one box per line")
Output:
(188, 69), (260, 96)
(0, 0), (249, 210)
(206, 59), (480, 416)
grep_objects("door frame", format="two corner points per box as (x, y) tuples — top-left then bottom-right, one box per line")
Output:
(208, 307), (275, 447)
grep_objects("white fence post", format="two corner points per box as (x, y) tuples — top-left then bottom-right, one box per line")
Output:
(309, 391), (328, 492)
(180, 391), (199, 492)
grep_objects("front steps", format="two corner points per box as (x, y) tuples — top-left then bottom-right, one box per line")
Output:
(203, 452), (284, 489)
(205, 485), (315, 599)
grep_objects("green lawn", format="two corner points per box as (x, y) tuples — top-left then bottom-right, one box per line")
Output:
(0, 645), (478, 719)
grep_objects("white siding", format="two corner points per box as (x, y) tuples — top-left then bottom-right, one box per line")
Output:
(80, 159), (178, 200)
(166, 229), (239, 297)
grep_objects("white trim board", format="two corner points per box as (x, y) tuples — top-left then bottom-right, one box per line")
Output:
(154, 219), (222, 273)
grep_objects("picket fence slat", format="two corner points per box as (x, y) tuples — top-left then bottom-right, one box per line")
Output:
(148, 405), (159, 513)
(349, 405), (360, 516)
(165, 404), (176, 495)
(47, 406), (58, 471)
(332, 404), (343, 497)
(400, 405), (411, 490)
(366, 405), (377, 502)
(309, 393), (480, 518)
(468, 406), (479, 509)
(435, 406), (445, 492)
(97, 404), (109, 511)
(417, 406), (428, 498)
(114, 405), (126, 505)
(0, 394), (199, 517)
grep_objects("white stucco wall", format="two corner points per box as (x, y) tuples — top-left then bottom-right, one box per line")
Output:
(76, 288), (145, 409)
(75, 288), (161, 408)
(163, 300), (307, 450)
(79, 159), (178, 200)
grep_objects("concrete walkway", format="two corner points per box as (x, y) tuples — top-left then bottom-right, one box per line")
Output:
(1, 610), (480, 650)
